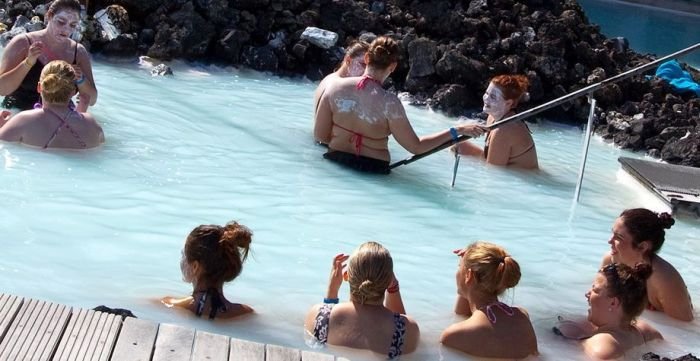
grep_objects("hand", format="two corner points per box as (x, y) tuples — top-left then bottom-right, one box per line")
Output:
(387, 272), (400, 293)
(453, 248), (466, 257)
(25, 41), (43, 66)
(72, 64), (84, 83)
(1, 110), (11, 127)
(326, 253), (349, 299)
(456, 124), (486, 138)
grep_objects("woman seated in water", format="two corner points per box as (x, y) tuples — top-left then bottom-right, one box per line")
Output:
(161, 221), (254, 319)
(314, 36), (484, 174)
(440, 242), (538, 358)
(313, 40), (369, 126)
(304, 241), (419, 358)
(453, 75), (538, 169)
(555, 263), (662, 360)
(601, 208), (694, 321)
(0, 60), (104, 149)
(0, 0), (97, 112)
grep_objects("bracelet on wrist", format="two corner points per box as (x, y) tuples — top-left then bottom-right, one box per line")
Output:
(449, 127), (459, 142)
(23, 58), (33, 68)
(387, 280), (400, 294)
(323, 297), (339, 304)
(75, 75), (86, 85)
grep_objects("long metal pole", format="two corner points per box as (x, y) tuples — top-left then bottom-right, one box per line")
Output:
(390, 42), (700, 169)
(574, 95), (597, 202)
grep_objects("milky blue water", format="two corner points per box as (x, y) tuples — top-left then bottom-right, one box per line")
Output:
(579, 0), (700, 67)
(2, 4), (700, 357)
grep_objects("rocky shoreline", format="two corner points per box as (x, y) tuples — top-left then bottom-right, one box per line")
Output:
(1, 0), (698, 166)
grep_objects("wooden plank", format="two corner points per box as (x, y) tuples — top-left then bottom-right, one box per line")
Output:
(34, 303), (71, 361)
(301, 350), (334, 361)
(95, 313), (121, 361)
(75, 310), (106, 361)
(0, 294), (23, 345)
(24, 301), (60, 361)
(265, 344), (300, 361)
(70, 309), (98, 361)
(191, 330), (229, 361)
(151, 323), (195, 361)
(110, 317), (158, 361)
(0, 298), (42, 359)
(229, 338), (265, 361)
(54, 307), (90, 361)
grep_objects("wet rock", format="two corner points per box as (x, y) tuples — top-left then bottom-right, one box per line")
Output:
(242, 45), (278, 72)
(428, 84), (479, 116)
(436, 50), (486, 87)
(301, 26), (338, 49)
(661, 131), (700, 167)
(216, 29), (249, 64)
(151, 63), (173, 76)
(101, 33), (138, 57)
(93, 305), (136, 320)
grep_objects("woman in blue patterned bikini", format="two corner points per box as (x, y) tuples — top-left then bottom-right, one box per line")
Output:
(304, 242), (419, 358)
(441, 242), (538, 358)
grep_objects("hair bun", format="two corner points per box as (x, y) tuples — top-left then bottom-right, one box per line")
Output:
(657, 212), (675, 229)
(632, 263), (653, 281)
(222, 222), (252, 249)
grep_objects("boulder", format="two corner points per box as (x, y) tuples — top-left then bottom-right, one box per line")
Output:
(301, 26), (338, 49)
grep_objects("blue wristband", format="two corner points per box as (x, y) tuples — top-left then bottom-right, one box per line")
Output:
(449, 127), (459, 142)
(323, 297), (339, 304)
(75, 75), (86, 85)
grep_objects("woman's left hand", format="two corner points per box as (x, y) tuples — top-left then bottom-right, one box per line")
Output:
(326, 253), (349, 298)
(457, 124), (486, 138)
(72, 64), (84, 84)
(0, 110), (11, 127)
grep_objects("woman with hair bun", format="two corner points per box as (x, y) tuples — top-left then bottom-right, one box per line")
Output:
(454, 75), (538, 169)
(304, 241), (419, 358)
(0, 60), (103, 149)
(161, 221), (254, 319)
(556, 263), (662, 360)
(314, 36), (484, 174)
(441, 242), (538, 358)
(601, 208), (694, 321)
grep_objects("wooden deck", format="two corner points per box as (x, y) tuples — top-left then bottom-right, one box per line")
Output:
(0, 294), (345, 361)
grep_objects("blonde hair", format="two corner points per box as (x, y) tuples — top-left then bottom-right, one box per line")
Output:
(40, 60), (76, 104)
(461, 241), (521, 295)
(347, 241), (393, 304)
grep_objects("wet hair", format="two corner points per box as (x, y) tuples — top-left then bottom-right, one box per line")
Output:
(347, 241), (393, 304)
(600, 263), (652, 320)
(619, 208), (675, 256)
(39, 60), (76, 104)
(47, 0), (81, 18)
(366, 36), (400, 69)
(491, 75), (529, 105)
(345, 40), (369, 60)
(460, 241), (521, 296)
(181, 221), (252, 287)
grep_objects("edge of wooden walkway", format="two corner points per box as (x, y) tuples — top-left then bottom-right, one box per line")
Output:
(0, 293), (342, 361)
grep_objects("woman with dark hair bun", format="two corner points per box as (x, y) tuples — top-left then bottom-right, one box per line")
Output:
(441, 242), (538, 358)
(454, 74), (538, 169)
(161, 221), (254, 319)
(601, 208), (693, 321)
(558, 263), (663, 360)
(314, 36), (484, 174)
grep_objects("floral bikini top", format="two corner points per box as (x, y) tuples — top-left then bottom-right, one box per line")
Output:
(312, 303), (407, 359)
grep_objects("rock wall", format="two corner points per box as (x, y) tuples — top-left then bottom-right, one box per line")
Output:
(1, 0), (698, 166)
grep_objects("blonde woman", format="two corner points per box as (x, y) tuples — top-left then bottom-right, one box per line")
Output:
(304, 242), (419, 358)
(0, 60), (103, 149)
(441, 242), (538, 358)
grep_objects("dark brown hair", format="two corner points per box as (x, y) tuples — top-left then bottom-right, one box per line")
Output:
(366, 36), (400, 69)
(47, 0), (81, 17)
(619, 208), (675, 256)
(491, 75), (529, 104)
(461, 241), (521, 296)
(183, 221), (252, 286)
(601, 263), (652, 320)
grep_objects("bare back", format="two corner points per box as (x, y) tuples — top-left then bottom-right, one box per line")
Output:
(0, 109), (104, 149)
(485, 118), (538, 169)
(316, 77), (406, 161)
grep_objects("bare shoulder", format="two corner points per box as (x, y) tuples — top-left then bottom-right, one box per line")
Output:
(635, 319), (663, 341)
(583, 332), (622, 360)
(601, 252), (613, 266)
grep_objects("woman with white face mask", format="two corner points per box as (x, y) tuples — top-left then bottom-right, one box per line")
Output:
(0, 0), (97, 112)
(454, 75), (538, 169)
